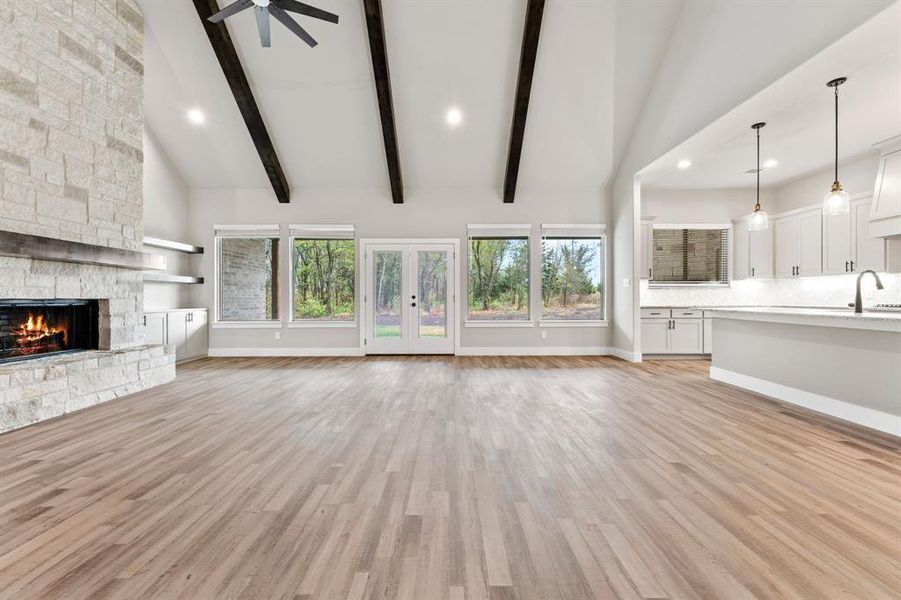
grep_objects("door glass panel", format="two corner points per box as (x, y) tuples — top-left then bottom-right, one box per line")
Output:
(374, 251), (402, 338)
(418, 251), (447, 338)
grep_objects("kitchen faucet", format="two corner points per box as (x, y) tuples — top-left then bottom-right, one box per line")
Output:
(854, 270), (884, 314)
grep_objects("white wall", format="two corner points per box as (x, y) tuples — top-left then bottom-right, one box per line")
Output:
(773, 152), (880, 213)
(611, 0), (892, 358)
(188, 187), (612, 354)
(641, 188), (777, 223)
(143, 129), (195, 310)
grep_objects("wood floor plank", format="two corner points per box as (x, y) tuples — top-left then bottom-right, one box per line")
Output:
(0, 356), (898, 599)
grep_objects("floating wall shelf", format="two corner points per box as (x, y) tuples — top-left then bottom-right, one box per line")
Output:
(142, 272), (204, 285)
(143, 236), (204, 254)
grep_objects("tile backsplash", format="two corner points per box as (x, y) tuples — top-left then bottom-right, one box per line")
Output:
(640, 273), (901, 307)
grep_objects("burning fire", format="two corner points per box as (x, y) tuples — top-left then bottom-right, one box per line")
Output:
(15, 313), (68, 346)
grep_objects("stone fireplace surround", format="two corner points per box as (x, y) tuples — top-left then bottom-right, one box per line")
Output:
(0, 255), (175, 433)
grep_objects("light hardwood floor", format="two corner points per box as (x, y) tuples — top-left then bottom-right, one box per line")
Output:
(0, 356), (898, 599)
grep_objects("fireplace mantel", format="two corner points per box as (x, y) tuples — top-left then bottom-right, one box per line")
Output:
(0, 231), (165, 271)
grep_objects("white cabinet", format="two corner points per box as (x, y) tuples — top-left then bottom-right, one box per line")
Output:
(853, 198), (885, 272)
(733, 220), (750, 280)
(146, 309), (208, 363)
(870, 136), (901, 238)
(144, 312), (167, 346)
(823, 196), (886, 274)
(749, 226), (773, 279)
(774, 209), (822, 278)
(640, 222), (652, 280)
(641, 309), (704, 355)
(641, 319), (670, 354)
(669, 319), (703, 354)
(703, 318), (713, 354)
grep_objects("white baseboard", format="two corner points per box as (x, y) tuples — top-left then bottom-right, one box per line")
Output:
(455, 346), (612, 357)
(710, 366), (900, 437)
(610, 347), (642, 362)
(208, 347), (365, 357)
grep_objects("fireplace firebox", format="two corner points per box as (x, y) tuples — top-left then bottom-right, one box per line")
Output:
(0, 299), (99, 363)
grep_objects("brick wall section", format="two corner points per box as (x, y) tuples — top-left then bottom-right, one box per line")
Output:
(219, 238), (276, 321)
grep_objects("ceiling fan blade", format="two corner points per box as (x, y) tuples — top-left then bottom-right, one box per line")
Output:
(273, 0), (339, 24)
(255, 6), (271, 47)
(269, 4), (318, 47)
(207, 0), (254, 23)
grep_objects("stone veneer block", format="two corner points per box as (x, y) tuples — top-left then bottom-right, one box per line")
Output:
(0, 345), (175, 433)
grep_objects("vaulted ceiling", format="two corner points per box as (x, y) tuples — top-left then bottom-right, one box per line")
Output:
(140, 0), (682, 199)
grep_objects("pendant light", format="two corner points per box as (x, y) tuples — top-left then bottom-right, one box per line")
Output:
(823, 77), (850, 215)
(748, 122), (769, 231)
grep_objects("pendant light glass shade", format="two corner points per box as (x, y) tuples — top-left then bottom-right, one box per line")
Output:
(749, 208), (769, 231)
(823, 183), (850, 216)
(823, 77), (850, 215)
(748, 122), (768, 231)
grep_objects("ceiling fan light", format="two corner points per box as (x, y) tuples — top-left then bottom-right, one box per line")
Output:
(749, 208), (769, 231)
(823, 183), (850, 216)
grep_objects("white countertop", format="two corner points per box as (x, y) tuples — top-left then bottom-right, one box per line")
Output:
(705, 306), (901, 333)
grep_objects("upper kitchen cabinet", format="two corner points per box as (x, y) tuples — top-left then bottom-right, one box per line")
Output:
(639, 222), (652, 280)
(824, 195), (888, 274)
(733, 218), (750, 280)
(870, 136), (901, 238)
(748, 226), (773, 279)
(774, 208), (822, 278)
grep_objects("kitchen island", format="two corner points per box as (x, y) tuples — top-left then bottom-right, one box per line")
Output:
(707, 307), (901, 436)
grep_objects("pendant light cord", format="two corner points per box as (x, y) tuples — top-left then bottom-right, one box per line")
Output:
(834, 84), (839, 184)
(755, 126), (761, 211)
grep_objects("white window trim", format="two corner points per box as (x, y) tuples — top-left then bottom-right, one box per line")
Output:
(538, 228), (608, 324)
(464, 320), (535, 328)
(213, 230), (283, 326)
(466, 225), (533, 323)
(287, 235), (359, 326)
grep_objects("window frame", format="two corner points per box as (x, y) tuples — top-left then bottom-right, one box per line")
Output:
(287, 235), (358, 328)
(648, 222), (732, 288)
(538, 226), (608, 327)
(213, 228), (282, 328)
(464, 225), (533, 326)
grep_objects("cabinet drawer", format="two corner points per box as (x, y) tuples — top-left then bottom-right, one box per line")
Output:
(641, 308), (671, 318)
(672, 309), (702, 318)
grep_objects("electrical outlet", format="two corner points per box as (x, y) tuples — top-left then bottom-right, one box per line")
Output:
(540, 329), (548, 340)
(274, 331), (281, 340)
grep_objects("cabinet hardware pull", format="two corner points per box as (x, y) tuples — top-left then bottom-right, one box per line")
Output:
(850, 260), (855, 272)
(751, 267), (755, 277)
(845, 261), (850, 272)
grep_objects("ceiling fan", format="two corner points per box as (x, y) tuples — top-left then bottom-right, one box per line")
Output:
(208, 0), (339, 48)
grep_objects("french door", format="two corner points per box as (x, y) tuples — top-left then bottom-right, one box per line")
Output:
(363, 241), (456, 354)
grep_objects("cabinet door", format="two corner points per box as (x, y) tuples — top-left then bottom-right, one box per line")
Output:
(640, 223), (651, 280)
(852, 199), (885, 272)
(703, 319), (713, 354)
(186, 311), (208, 359)
(166, 312), (188, 360)
(144, 313), (167, 346)
(823, 210), (852, 275)
(749, 226), (773, 278)
(641, 319), (670, 354)
(669, 319), (703, 354)
(798, 210), (823, 276)
(773, 217), (798, 278)
(733, 221), (750, 280)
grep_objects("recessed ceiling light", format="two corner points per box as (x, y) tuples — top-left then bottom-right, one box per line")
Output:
(187, 108), (206, 126)
(763, 159), (778, 169)
(445, 107), (463, 128)
(677, 159), (691, 169)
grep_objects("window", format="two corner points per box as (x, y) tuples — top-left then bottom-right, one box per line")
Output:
(651, 224), (729, 285)
(216, 227), (280, 322)
(540, 226), (606, 322)
(467, 225), (531, 321)
(290, 225), (355, 323)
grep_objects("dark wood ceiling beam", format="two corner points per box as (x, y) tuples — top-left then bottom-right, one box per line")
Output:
(363, 0), (403, 204)
(503, 0), (545, 203)
(193, 0), (291, 203)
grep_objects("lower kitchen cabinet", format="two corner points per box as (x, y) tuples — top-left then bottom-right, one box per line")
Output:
(641, 309), (704, 355)
(144, 308), (208, 363)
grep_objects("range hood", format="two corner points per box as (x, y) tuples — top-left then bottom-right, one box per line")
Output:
(870, 134), (901, 238)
